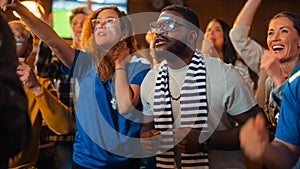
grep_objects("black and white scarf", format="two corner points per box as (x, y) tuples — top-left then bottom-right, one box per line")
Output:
(153, 51), (209, 168)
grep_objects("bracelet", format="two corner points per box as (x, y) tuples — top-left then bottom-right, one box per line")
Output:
(115, 67), (127, 71)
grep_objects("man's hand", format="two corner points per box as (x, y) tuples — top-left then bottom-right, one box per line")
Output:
(140, 129), (161, 154)
(240, 113), (269, 161)
(174, 127), (202, 154)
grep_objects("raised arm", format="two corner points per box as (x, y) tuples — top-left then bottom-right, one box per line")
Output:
(1, 0), (74, 67)
(36, 78), (74, 134)
(233, 0), (262, 27)
(229, 0), (264, 74)
(114, 42), (136, 114)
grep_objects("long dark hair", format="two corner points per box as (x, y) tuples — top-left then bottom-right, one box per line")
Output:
(211, 18), (237, 65)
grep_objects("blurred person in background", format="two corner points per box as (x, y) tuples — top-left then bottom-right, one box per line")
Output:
(202, 18), (256, 93)
(0, 14), (31, 169)
(7, 19), (74, 169)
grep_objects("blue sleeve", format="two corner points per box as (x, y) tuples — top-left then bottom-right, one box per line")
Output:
(60, 49), (81, 76)
(275, 76), (300, 145)
(60, 49), (94, 81)
(130, 68), (150, 85)
(127, 57), (151, 85)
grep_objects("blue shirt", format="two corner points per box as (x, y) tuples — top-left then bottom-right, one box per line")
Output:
(62, 49), (150, 168)
(275, 71), (300, 145)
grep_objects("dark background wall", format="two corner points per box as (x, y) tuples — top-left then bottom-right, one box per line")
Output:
(127, 0), (300, 49)
(2, 0), (300, 49)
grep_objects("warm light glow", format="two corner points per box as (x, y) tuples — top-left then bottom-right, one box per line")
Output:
(13, 1), (45, 18)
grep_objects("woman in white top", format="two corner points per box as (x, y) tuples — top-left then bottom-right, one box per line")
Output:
(202, 18), (255, 92)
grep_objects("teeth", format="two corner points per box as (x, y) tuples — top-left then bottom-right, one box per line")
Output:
(156, 41), (165, 45)
(16, 40), (23, 45)
(273, 45), (284, 50)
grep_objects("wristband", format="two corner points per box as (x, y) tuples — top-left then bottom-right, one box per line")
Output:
(115, 67), (126, 71)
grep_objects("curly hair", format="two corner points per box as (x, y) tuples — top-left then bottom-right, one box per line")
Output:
(81, 6), (138, 81)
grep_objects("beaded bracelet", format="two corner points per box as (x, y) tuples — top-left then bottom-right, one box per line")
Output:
(115, 67), (127, 71)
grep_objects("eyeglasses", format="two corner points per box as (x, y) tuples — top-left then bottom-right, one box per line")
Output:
(91, 18), (116, 28)
(149, 19), (189, 33)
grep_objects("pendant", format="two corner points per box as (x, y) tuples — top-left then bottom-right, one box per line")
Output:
(111, 97), (117, 110)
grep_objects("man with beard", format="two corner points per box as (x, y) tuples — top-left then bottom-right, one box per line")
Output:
(140, 5), (262, 169)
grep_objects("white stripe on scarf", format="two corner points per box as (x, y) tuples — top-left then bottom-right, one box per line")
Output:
(153, 51), (209, 168)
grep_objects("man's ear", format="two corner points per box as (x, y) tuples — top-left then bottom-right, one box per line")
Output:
(188, 30), (198, 45)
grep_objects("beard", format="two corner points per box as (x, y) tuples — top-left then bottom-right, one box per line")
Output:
(153, 38), (190, 63)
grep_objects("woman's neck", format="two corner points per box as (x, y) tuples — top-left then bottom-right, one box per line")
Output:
(280, 57), (299, 78)
(216, 48), (223, 60)
(72, 41), (81, 49)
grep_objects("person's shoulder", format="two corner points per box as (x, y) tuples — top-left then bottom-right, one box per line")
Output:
(128, 55), (151, 70)
(289, 70), (300, 84)
(75, 49), (91, 56)
(287, 70), (300, 95)
(141, 63), (163, 84)
(203, 56), (233, 72)
(203, 56), (222, 64)
(130, 55), (151, 64)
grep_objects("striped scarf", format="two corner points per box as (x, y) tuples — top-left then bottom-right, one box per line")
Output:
(153, 51), (209, 168)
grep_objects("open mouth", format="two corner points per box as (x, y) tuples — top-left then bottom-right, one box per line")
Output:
(154, 37), (167, 47)
(272, 45), (284, 52)
(98, 31), (106, 36)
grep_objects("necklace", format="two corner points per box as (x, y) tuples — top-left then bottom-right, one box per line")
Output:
(167, 71), (181, 101)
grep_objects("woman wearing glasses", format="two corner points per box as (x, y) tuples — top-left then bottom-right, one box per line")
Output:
(1, 1), (150, 169)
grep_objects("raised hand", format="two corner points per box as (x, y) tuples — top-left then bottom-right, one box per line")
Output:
(240, 113), (269, 161)
(113, 41), (131, 68)
(260, 50), (285, 87)
(201, 38), (219, 58)
(0, 0), (18, 11)
(16, 59), (42, 95)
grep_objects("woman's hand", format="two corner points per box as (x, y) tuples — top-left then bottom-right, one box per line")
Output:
(201, 38), (218, 58)
(113, 41), (131, 68)
(16, 59), (42, 95)
(0, 0), (19, 11)
(260, 50), (285, 87)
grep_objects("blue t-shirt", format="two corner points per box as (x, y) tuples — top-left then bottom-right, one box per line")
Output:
(275, 71), (300, 145)
(62, 49), (150, 168)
